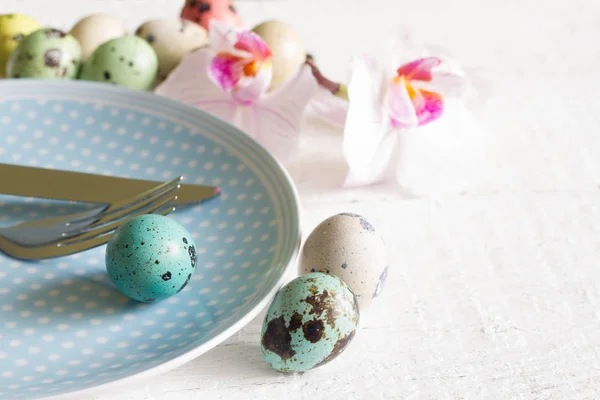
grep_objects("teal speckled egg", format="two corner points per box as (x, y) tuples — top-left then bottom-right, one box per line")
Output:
(80, 35), (158, 90)
(261, 272), (359, 373)
(105, 214), (197, 302)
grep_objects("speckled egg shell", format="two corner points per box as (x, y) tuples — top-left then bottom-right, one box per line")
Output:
(80, 35), (158, 90)
(0, 14), (41, 78)
(298, 213), (388, 311)
(70, 14), (127, 62)
(6, 28), (81, 79)
(135, 18), (208, 83)
(180, 0), (242, 31)
(252, 20), (306, 91)
(105, 214), (197, 303)
(261, 272), (359, 373)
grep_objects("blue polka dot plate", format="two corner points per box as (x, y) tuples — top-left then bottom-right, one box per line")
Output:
(0, 80), (301, 400)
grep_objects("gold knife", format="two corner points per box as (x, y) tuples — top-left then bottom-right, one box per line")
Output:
(0, 163), (221, 206)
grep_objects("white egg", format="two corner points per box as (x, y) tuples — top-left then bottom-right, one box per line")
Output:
(298, 213), (388, 311)
(135, 19), (208, 83)
(70, 14), (126, 62)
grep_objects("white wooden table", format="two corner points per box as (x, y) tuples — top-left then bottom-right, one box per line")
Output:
(6, 0), (600, 398)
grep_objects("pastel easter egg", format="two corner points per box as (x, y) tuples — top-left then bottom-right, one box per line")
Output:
(180, 0), (242, 30)
(0, 14), (41, 78)
(252, 20), (306, 90)
(261, 272), (359, 373)
(135, 18), (208, 83)
(80, 35), (158, 90)
(105, 214), (197, 302)
(298, 213), (388, 310)
(70, 14), (127, 62)
(6, 28), (82, 79)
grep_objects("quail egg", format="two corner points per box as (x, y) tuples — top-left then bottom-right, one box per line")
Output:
(105, 214), (197, 302)
(80, 35), (159, 90)
(298, 213), (388, 310)
(6, 28), (82, 79)
(135, 18), (208, 83)
(0, 14), (41, 78)
(261, 272), (359, 373)
(70, 14), (126, 62)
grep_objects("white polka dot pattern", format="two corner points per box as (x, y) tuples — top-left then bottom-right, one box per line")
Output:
(0, 81), (300, 400)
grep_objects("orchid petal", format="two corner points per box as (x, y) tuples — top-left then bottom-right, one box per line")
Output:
(232, 63), (273, 105)
(394, 98), (486, 195)
(234, 31), (271, 60)
(396, 57), (442, 81)
(245, 64), (318, 163)
(308, 86), (349, 127)
(208, 20), (245, 57)
(342, 55), (394, 186)
(206, 20), (273, 103)
(389, 31), (468, 99)
(343, 128), (401, 187)
(209, 20), (233, 51)
(209, 53), (245, 92)
(154, 48), (237, 122)
(386, 76), (419, 128)
(411, 58), (467, 98)
(413, 88), (444, 126)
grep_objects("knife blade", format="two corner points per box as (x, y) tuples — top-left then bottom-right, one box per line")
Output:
(0, 163), (221, 206)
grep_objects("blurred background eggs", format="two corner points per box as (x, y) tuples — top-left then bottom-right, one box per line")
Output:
(135, 18), (208, 84)
(80, 35), (159, 90)
(6, 28), (81, 79)
(0, 7), (312, 97)
(70, 14), (126, 62)
(0, 14), (41, 78)
(180, 0), (242, 30)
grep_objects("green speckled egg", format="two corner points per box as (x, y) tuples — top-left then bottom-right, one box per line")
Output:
(261, 272), (359, 373)
(80, 35), (158, 90)
(105, 214), (197, 302)
(6, 28), (81, 79)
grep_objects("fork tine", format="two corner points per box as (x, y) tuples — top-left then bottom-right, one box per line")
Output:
(64, 176), (182, 227)
(0, 206), (176, 261)
(61, 180), (181, 239)
(58, 195), (178, 247)
(55, 206), (177, 256)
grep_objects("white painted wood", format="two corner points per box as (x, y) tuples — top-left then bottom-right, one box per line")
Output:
(5, 0), (600, 398)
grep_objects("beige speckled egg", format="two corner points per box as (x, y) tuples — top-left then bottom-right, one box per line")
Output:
(298, 213), (388, 310)
(252, 20), (306, 91)
(70, 14), (126, 61)
(135, 18), (208, 83)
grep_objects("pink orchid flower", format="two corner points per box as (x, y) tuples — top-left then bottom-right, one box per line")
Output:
(156, 20), (318, 163)
(339, 34), (485, 193)
(208, 27), (273, 105)
(386, 57), (446, 128)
